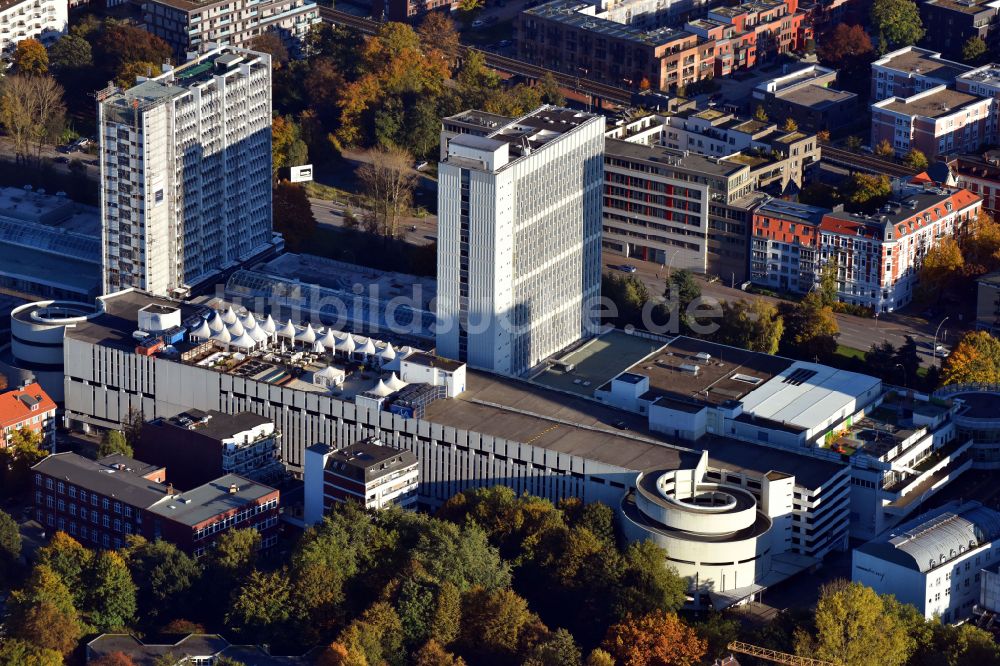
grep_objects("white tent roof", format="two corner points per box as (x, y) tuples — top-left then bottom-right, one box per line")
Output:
(357, 337), (377, 355)
(208, 312), (225, 332)
(337, 335), (356, 353)
(315, 365), (343, 380)
(249, 326), (269, 343)
(211, 326), (232, 343)
(278, 320), (297, 338)
(221, 306), (238, 325)
(378, 342), (396, 361)
(320, 329), (338, 349)
(228, 319), (245, 337)
(261, 314), (277, 334)
(190, 318), (212, 339)
(296, 323), (317, 344)
(386, 372), (407, 391)
(313, 341), (326, 354)
(241, 312), (258, 330)
(369, 379), (393, 397)
(230, 331), (257, 350)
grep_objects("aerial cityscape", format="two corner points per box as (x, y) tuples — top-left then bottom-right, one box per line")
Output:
(3, 0), (1000, 663)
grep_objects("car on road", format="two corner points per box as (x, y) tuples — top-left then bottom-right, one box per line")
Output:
(472, 18), (485, 27)
(618, 264), (637, 273)
(935, 344), (949, 354)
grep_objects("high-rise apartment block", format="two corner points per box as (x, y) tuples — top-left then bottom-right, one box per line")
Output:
(436, 107), (605, 377)
(98, 46), (276, 298)
(0, 0), (67, 56)
(143, 0), (319, 59)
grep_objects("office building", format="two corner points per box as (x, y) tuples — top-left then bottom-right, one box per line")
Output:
(853, 501), (1000, 623)
(137, 410), (283, 489)
(871, 86), (993, 159)
(920, 0), (1000, 60)
(0, 0), (66, 55)
(436, 106), (605, 377)
(946, 151), (1000, 215)
(143, 0), (319, 59)
(304, 438), (419, 522)
(870, 47), (971, 102)
(752, 65), (859, 134)
(32, 452), (279, 555)
(0, 382), (56, 449)
(98, 46), (277, 298)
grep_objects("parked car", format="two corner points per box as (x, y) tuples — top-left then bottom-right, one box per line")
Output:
(618, 264), (637, 273)
(415, 161), (429, 171)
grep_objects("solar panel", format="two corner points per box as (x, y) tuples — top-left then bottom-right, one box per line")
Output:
(782, 368), (817, 386)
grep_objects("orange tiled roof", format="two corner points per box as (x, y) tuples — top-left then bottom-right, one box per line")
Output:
(0, 383), (56, 429)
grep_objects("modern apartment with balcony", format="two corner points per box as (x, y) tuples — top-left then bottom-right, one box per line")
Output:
(97, 46), (278, 298)
(0, 0), (66, 55)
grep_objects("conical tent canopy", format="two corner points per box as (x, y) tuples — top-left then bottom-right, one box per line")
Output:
(313, 341), (326, 354)
(386, 372), (407, 391)
(221, 307), (238, 325)
(296, 323), (317, 344)
(261, 314), (277, 334)
(378, 342), (396, 361)
(212, 326), (232, 343)
(336, 334), (356, 354)
(190, 318), (212, 339)
(241, 312), (258, 330)
(278, 320), (297, 338)
(369, 379), (393, 397)
(227, 319), (245, 337)
(320, 329), (338, 349)
(249, 326), (269, 343)
(230, 331), (256, 350)
(208, 312), (225, 332)
(357, 337), (377, 355)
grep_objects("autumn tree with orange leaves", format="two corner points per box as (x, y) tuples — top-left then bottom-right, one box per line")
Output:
(941, 331), (1000, 386)
(603, 610), (707, 666)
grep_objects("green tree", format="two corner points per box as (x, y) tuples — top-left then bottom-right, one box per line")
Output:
(0, 507), (21, 568)
(523, 628), (582, 666)
(412, 520), (512, 593)
(99, 430), (132, 458)
(336, 602), (405, 666)
(602, 273), (651, 329)
(962, 35), (987, 64)
(716, 299), (784, 354)
(124, 537), (201, 626)
(0, 638), (63, 666)
(272, 181), (317, 253)
(871, 0), (925, 49)
(847, 173), (891, 211)
(818, 259), (839, 307)
(7, 564), (84, 655)
(781, 293), (839, 363)
(694, 613), (741, 660)
(226, 569), (292, 644)
(613, 540), (687, 620)
(904, 148), (929, 172)
(429, 581), (462, 646)
(665, 268), (701, 328)
(122, 408), (144, 452)
(12, 39), (49, 75)
(209, 528), (260, 580)
(941, 330), (1000, 385)
(36, 531), (92, 606)
(84, 550), (137, 631)
(794, 580), (915, 666)
(538, 73), (566, 106)
(846, 135), (863, 151)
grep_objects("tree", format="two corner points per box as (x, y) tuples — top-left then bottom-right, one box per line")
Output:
(414, 640), (467, 666)
(94, 23), (172, 82)
(523, 628), (582, 666)
(272, 181), (317, 253)
(99, 430), (133, 458)
(124, 537), (202, 626)
(918, 237), (964, 303)
(781, 117), (798, 132)
(210, 528), (260, 580)
(818, 259), (839, 307)
(816, 130), (830, 144)
(7, 564), (84, 655)
(903, 148), (928, 172)
(90, 651), (138, 666)
(48, 34), (93, 72)
(412, 520), (512, 593)
(358, 146), (417, 239)
(114, 61), (162, 88)
(795, 580), (915, 666)
(941, 330), (1000, 385)
(35, 531), (92, 606)
(585, 649), (616, 666)
(0, 75), (66, 164)
(459, 587), (539, 664)
(846, 135), (863, 151)
(603, 610), (707, 666)
(847, 173), (891, 210)
(538, 72), (566, 106)
(874, 139), (895, 158)
(667, 269), (701, 312)
(13, 39), (49, 75)
(272, 115), (308, 177)
(694, 613), (741, 660)
(614, 540), (687, 620)
(781, 293), (839, 363)
(871, 0), (925, 49)
(335, 602), (405, 666)
(754, 105), (768, 122)
(249, 32), (289, 69)
(716, 299), (784, 354)
(0, 639), (63, 666)
(0, 507), (21, 564)
(602, 273), (651, 329)
(225, 570), (292, 644)
(962, 35), (987, 64)
(429, 581), (462, 646)
(84, 550), (137, 631)
(418, 12), (460, 64)
(122, 408), (144, 452)
(817, 24), (873, 68)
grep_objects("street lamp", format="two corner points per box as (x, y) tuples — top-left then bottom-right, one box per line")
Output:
(895, 362), (907, 389)
(933, 316), (950, 364)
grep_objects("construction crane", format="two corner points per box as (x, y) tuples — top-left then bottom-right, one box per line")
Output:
(726, 641), (839, 666)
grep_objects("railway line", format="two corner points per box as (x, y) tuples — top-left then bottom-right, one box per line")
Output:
(318, 6), (634, 105)
(821, 146), (919, 178)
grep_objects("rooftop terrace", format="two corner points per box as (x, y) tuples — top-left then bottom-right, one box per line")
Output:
(880, 87), (983, 118)
(874, 47), (971, 81)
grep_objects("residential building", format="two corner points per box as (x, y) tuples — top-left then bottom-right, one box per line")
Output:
(750, 198), (827, 292)
(87, 634), (317, 665)
(372, 0), (457, 22)
(0, 0), (67, 55)
(97, 46), (278, 298)
(975, 271), (1000, 335)
(32, 452), (280, 555)
(0, 382), (56, 449)
(752, 65), (859, 134)
(946, 150), (1000, 215)
(920, 0), (1000, 60)
(602, 110), (819, 282)
(436, 106), (605, 376)
(871, 47), (971, 102)
(685, 0), (811, 77)
(871, 86), (993, 159)
(518, 0), (715, 91)
(818, 182), (981, 311)
(137, 410), (283, 490)
(304, 438), (419, 521)
(0, 186), (100, 300)
(853, 500), (1000, 622)
(143, 0), (319, 59)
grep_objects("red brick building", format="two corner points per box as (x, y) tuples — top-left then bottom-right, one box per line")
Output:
(751, 199), (828, 292)
(0, 382), (57, 450)
(32, 453), (279, 556)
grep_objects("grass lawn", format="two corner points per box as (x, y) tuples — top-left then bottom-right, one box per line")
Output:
(303, 180), (354, 203)
(835, 344), (866, 361)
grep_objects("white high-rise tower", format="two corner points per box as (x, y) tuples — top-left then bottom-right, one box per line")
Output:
(98, 46), (275, 297)
(436, 106), (605, 376)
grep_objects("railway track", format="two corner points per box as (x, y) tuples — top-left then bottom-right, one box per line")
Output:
(821, 146), (918, 178)
(318, 6), (634, 105)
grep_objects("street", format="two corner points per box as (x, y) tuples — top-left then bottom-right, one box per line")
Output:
(0, 136), (100, 179)
(309, 196), (438, 246)
(603, 250), (955, 366)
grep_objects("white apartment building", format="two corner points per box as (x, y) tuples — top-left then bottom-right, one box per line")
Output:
(0, 0), (67, 56)
(304, 438), (419, 522)
(436, 107), (605, 377)
(853, 501), (1000, 623)
(870, 47), (971, 102)
(98, 46), (277, 298)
